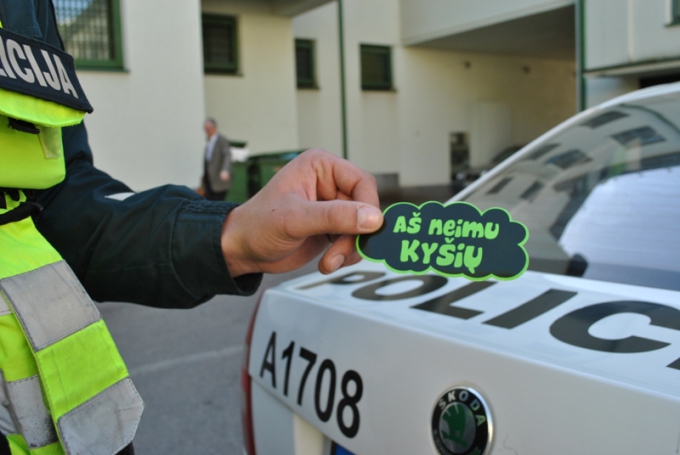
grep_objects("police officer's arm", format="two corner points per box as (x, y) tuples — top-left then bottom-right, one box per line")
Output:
(35, 125), (381, 308)
(220, 149), (383, 277)
(35, 122), (256, 308)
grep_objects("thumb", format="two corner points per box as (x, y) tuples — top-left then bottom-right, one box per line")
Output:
(288, 200), (383, 239)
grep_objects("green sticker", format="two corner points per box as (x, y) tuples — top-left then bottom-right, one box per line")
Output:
(357, 201), (529, 281)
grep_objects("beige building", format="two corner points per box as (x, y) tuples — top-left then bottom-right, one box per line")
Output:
(60, 0), (680, 191)
(295, 0), (577, 187)
(60, 0), (325, 191)
(582, 0), (680, 107)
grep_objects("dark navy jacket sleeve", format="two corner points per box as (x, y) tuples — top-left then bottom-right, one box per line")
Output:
(35, 122), (262, 308)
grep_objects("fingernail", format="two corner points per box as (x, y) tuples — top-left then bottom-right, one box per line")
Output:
(357, 206), (382, 230)
(329, 255), (344, 272)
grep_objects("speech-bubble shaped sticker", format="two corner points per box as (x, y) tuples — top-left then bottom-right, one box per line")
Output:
(357, 201), (529, 281)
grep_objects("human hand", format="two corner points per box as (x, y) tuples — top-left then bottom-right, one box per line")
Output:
(220, 170), (230, 182)
(220, 149), (383, 277)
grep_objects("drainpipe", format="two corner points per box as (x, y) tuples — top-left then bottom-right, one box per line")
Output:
(576, 0), (587, 111)
(338, 0), (348, 160)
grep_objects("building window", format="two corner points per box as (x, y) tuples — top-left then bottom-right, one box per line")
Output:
(673, 0), (680, 23)
(54, 0), (123, 69)
(360, 44), (392, 91)
(202, 14), (238, 75)
(295, 39), (316, 88)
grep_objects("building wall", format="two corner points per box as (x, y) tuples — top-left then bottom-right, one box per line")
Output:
(295, 3), (343, 157)
(295, 0), (403, 172)
(583, 77), (639, 108)
(78, 0), (206, 191)
(76, 0), (578, 192)
(585, 0), (680, 69)
(343, 0), (402, 175)
(397, 48), (575, 185)
(583, 0), (680, 107)
(401, 0), (573, 45)
(295, 0), (576, 187)
(202, 0), (300, 156)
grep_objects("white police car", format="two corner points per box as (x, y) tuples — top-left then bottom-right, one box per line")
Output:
(241, 83), (680, 455)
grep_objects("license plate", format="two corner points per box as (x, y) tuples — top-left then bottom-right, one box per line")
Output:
(331, 442), (355, 455)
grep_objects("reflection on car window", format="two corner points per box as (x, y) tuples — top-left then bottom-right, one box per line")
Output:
(486, 177), (513, 195)
(520, 181), (544, 202)
(526, 143), (559, 160)
(544, 149), (591, 169)
(611, 126), (666, 147)
(464, 94), (680, 291)
(581, 110), (629, 129)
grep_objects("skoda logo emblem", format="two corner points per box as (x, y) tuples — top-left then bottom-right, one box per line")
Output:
(431, 387), (493, 455)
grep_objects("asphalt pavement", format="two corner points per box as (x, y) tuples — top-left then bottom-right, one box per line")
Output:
(100, 260), (321, 455)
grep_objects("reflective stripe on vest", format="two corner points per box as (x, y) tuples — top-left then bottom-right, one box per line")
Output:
(1, 374), (58, 448)
(0, 193), (144, 455)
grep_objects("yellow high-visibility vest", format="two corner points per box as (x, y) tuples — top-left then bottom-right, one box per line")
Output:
(0, 22), (143, 455)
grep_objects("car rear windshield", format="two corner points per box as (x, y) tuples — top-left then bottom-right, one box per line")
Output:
(463, 91), (680, 291)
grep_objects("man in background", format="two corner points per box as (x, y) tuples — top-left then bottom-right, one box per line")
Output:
(203, 118), (232, 201)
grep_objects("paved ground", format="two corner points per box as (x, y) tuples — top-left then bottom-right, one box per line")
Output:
(100, 261), (320, 455)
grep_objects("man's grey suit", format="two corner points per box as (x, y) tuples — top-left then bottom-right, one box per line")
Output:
(203, 134), (232, 199)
